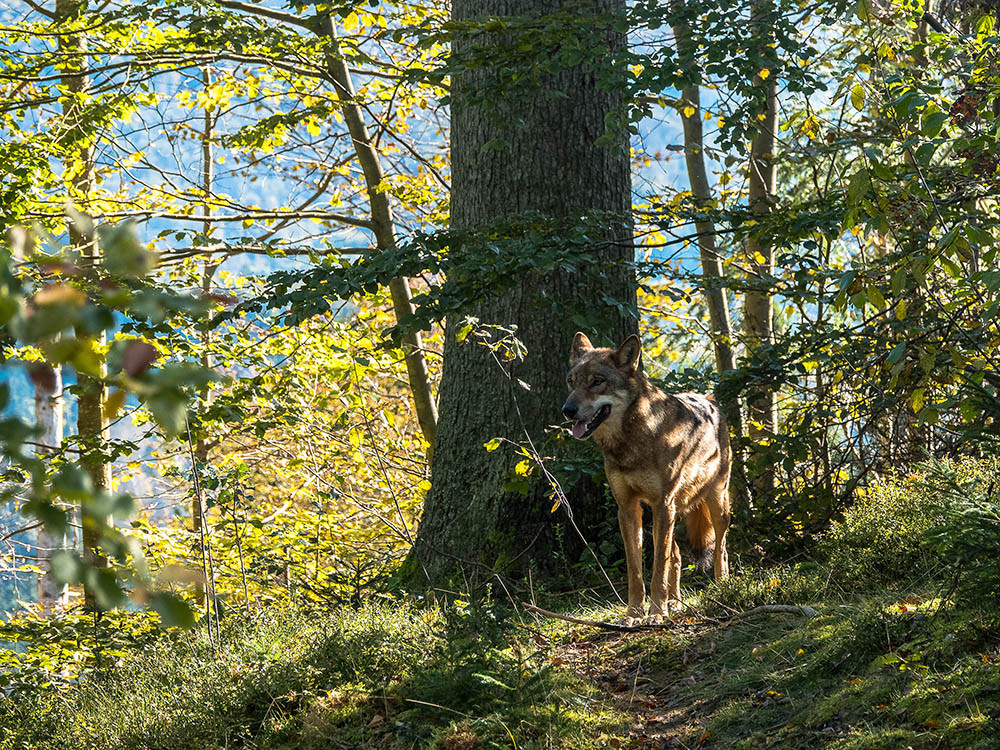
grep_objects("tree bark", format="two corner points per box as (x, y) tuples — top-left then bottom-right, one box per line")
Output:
(409, 0), (637, 584)
(743, 0), (779, 502)
(56, 0), (109, 610)
(31, 364), (68, 612)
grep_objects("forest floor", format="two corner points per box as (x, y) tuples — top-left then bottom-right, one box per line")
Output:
(538, 590), (1000, 750)
(3, 566), (999, 750)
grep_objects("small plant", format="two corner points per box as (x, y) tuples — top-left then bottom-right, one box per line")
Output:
(706, 563), (822, 613)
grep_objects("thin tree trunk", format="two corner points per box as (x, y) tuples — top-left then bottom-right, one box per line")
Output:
(31, 364), (68, 612)
(677, 84), (738, 383)
(192, 65), (215, 607)
(56, 0), (109, 610)
(318, 15), (438, 460)
(743, 0), (780, 501)
(409, 0), (637, 584)
(671, 1), (747, 509)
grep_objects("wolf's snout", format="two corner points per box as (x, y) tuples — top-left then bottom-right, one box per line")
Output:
(562, 402), (579, 419)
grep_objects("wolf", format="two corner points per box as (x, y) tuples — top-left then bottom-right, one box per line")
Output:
(563, 332), (731, 625)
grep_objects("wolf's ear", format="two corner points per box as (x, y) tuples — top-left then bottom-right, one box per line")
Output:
(613, 335), (641, 372)
(570, 332), (593, 364)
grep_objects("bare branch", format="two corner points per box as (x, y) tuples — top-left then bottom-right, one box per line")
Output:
(215, 0), (318, 32)
(25, 209), (373, 229)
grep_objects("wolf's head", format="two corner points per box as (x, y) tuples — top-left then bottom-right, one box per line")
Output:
(562, 332), (641, 440)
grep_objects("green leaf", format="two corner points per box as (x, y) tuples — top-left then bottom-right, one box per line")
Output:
(867, 287), (886, 309)
(151, 592), (196, 628)
(50, 550), (84, 584)
(919, 110), (948, 138)
(887, 342), (906, 364)
(52, 465), (93, 501)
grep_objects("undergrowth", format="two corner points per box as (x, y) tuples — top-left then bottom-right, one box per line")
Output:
(4, 459), (1000, 749)
(0, 600), (629, 750)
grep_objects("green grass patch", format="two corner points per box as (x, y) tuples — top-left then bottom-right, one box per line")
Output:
(0, 600), (631, 750)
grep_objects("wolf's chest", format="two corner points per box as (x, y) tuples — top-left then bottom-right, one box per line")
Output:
(606, 464), (703, 513)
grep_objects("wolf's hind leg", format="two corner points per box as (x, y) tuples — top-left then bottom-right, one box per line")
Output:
(667, 540), (682, 606)
(707, 487), (731, 581)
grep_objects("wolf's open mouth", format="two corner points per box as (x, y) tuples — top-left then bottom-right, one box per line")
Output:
(572, 404), (611, 439)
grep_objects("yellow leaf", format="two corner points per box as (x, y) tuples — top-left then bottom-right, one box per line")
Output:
(758, 68), (770, 80)
(418, 479), (431, 492)
(343, 12), (359, 32)
(683, 105), (696, 118)
(550, 497), (561, 513)
(484, 438), (501, 452)
(514, 459), (532, 476)
(895, 298), (907, 320)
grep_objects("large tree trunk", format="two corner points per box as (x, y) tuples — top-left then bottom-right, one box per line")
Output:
(743, 0), (779, 502)
(409, 0), (637, 585)
(31, 364), (68, 612)
(56, 0), (110, 610)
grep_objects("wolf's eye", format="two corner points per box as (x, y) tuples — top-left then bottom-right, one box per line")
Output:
(591, 377), (605, 387)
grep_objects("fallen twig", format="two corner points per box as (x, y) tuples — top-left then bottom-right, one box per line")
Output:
(522, 602), (668, 632)
(522, 601), (818, 633)
(725, 604), (819, 620)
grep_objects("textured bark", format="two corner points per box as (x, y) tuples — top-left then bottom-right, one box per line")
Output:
(743, 0), (779, 502)
(410, 0), (637, 584)
(677, 83), (738, 383)
(32, 365), (68, 612)
(56, 0), (109, 609)
(319, 15), (439, 459)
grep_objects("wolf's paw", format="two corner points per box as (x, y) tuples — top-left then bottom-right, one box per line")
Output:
(643, 613), (665, 625)
(621, 608), (645, 627)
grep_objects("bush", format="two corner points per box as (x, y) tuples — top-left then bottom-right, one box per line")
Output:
(706, 563), (823, 613)
(820, 471), (945, 589)
(921, 460), (1000, 618)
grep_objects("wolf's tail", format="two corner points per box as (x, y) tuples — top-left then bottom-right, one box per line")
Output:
(686, 501), (716, 573)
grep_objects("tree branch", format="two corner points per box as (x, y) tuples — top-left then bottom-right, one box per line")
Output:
(215, 0), (319, 32)
(25, 209), (373, 229)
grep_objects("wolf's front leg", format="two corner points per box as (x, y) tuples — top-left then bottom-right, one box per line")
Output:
(616, 499), (645, 625)
(648, 503), (677, 624)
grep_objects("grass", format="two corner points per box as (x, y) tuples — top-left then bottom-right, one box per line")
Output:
(0, 599), (633, 750)
(7, 572), (996, 750)
(4, 462), (1000, 748)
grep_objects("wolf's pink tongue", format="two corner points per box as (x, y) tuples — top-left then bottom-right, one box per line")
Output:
(572, 421), (588, 439)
